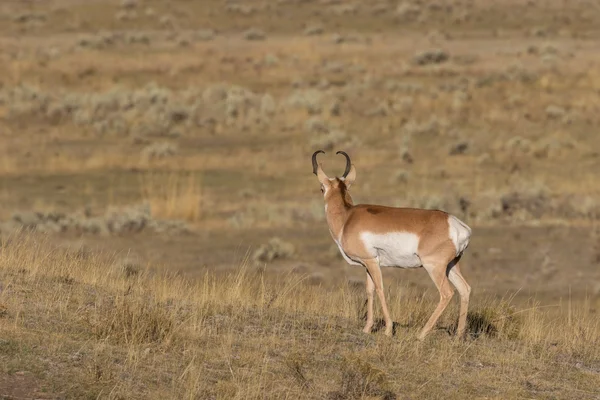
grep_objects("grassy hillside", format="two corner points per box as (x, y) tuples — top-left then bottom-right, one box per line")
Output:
(1, 0), (600, 397)
(0, 234), (598, 399)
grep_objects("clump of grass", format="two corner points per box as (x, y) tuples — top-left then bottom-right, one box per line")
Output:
(529, 26), (549, 37)
(284, 352), (313, 390)
(140, 171), (203, 222)
(392, 96), (414, 113)
(243, 28), (266, 41)
(395, 2), (422, 21)
(505, 135), (532, 154)
(403, 116), (446, 136)
(115, 10), (138, 21)
(390, 169), (411, 184)
(193, 29), (216, 41)
(329, 355), (393, 399)
(12, 12), (46, 24)
(304, 117), (330, 134)
(226, 4), (256, 15)
(286, 89), (327, 115)
(263, 53), (279, 66)
(321, 60), (346, 74)
(158, 15), (175, 28)
(413, 49), (450, 65)
(115, 256), (143, 278)
(89, 296), (175, 346)
(466, 299), (522, 339)
(310, 129), (354, 152)
(384, 81), (424, 93)
(329, 4), (359, 16)
(141, 142), (178, 160)
(499, 180), (550, 220)
(449, 140), (469, 155)
(545, 104), (566, 119)
(125, 32), (151, 45)
(331, 33), (364, 44)
(120, 0), (139, 9)
(77, 32), (122, 49)
(371, 3), (390, 15)
(304, 25), (324, 36)
(365, 102), (389, 117)
(399, 136), (414, 164)
(252, 237), (296, 263)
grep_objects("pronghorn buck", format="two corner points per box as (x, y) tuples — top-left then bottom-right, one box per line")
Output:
(312, 150), (472, 340)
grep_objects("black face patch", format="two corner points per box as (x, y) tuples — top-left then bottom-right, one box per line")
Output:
(366, 207), (381, 215)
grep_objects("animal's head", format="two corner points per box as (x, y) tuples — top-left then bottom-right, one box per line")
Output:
(311, 150), (356, 206)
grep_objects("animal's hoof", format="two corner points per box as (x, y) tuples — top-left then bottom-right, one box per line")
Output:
(454, 333), (467, 341)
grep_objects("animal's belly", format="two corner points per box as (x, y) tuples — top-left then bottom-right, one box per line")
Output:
(361, 231), (422, 268)
(377, 248), (422, 268)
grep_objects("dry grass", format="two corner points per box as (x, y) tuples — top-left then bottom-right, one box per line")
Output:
(1, 1), (600, 396)
(140, 171), (203, 222)
(0, 234), (598, 399)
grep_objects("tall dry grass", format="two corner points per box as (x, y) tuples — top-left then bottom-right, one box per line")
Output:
(140, 171), (203, 222)
(0, 234), (599, 399)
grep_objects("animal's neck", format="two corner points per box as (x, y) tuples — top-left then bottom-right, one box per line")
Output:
(325, 193), (353, 240)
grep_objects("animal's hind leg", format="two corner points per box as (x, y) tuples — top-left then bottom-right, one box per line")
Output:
(418, 261), (454, 341)
(448, 261), (471, 338)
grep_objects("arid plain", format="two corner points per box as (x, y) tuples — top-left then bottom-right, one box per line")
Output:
(0, 0), (599, 398)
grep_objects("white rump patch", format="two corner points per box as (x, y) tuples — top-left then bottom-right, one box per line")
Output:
(448, 215), (471, 256)
(360, 231), (422, 268)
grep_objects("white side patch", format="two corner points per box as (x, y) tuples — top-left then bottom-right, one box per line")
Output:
(360, 231), (422, 268)
(448, 215), (472, 256)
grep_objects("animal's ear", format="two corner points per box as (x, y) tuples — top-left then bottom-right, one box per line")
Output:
(316, 162), (330, 185)
(342, 165), (356, 188)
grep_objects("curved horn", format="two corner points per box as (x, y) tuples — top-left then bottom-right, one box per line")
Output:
(336, 151), (352, 178)
(312, 150), (325, 175)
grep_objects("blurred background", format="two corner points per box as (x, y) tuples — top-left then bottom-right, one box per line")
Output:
(1, 0), (599, 304)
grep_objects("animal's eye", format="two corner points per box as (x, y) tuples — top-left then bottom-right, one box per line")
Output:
(320, 187), (324, 193)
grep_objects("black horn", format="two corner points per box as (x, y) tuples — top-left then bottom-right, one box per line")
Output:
(336, 151), (352, 178)
(312, 150), (325, 175)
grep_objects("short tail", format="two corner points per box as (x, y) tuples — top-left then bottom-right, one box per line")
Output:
(448, 215), (471, 257)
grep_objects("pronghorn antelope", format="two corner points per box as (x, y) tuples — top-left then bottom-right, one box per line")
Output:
(312, 150), (472, 340)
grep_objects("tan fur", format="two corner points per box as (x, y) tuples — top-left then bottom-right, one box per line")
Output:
(315, 161), (472, 340)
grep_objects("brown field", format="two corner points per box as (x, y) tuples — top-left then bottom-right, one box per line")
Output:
(0, 0), (599, 398)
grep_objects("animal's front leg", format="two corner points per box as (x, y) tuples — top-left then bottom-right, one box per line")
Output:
(364, 257), (393, 337)
(363, 272), (375, 333)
